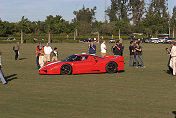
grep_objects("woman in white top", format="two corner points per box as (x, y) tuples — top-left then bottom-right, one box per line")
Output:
(101, 40), (107, 57)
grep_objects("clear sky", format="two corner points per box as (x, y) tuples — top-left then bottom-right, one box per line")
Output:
(0, 0), (175, 22)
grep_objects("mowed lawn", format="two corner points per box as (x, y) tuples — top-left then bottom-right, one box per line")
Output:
(0, 42), (176, 118)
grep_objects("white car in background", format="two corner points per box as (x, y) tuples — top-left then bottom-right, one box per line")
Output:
(158, 38), (167, 43)
(151, 38), (159, 44)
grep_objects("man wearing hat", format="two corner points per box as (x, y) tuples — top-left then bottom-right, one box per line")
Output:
(0, 52), (7, 84)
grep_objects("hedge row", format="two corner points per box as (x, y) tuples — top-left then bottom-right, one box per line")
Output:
(0, 39), (80, 44)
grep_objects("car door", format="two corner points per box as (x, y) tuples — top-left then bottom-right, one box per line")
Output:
(73, 56), (97, 73)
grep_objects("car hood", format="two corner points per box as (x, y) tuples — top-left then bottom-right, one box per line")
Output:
(39, 61), (65, 70)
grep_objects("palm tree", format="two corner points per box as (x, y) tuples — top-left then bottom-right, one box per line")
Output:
(19, 16), (28, 44)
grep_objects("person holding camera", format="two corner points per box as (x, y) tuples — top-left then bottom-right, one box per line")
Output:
(135, 42), (145, 68)
(88, 40), (96, 55)
(112, 40), (122, 56)
(101, 40), (107, 57)
(129, 41), (135, 67)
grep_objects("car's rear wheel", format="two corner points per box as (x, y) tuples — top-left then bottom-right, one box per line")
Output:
(106, 61), (118, 73)
(60, 64), (72, 75)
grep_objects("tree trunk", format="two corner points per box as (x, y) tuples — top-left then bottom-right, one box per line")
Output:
(74, 30), (76, 40)
(76, 29), (78, 36)
(97, 32), (100, 43)
(21, 29), (23, 44)
(119, 29), (121, 39)
(48, 31), (51, 43)
(173, 27), (175, 38)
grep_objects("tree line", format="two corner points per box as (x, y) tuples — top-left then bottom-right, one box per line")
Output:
(0, 0), (176, 43)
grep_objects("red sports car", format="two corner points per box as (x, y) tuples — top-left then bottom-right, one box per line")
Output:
(39, 54), (124, 75)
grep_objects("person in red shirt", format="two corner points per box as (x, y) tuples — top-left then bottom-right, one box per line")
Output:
(36, 43), (43, 69)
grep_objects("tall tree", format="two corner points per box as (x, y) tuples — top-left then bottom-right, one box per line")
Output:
(117, 0), (129, 22)
(129, 0), (145, 25)
(73, 5), (97, 34)
(106, 0), (118, 22)
(19, 16), (29, 44)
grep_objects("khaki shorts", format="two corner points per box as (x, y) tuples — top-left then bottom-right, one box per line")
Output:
(44, 54), (50, 62)
(52, 56), (58, 61)
(39, 56), (44, 68)
(101, 52), (106, 57)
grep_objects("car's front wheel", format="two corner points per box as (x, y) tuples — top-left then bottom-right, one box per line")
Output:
(60, 64), (72, 75)
(106, 61), (118, 73)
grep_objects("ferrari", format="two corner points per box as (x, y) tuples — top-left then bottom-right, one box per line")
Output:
(39, 54), (124, 75)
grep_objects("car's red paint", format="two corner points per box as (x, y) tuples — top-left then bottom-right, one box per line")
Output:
(39, 54), (124, 75)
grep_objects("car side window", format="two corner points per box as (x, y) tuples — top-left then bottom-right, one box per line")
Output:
(74, 56), (88, 61)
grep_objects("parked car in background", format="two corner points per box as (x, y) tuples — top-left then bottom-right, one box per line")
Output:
(144, 39), (151, 43)
(150, 38), (159, 43)
(158, 38), (167, 43)
(79, 39), (91, 43)
(5, 37), (16, 40)
(165, 38), (176, 44)
(109, 38), (115, 43)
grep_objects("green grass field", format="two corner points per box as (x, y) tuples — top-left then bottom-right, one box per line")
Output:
(0, 42), (176, 118)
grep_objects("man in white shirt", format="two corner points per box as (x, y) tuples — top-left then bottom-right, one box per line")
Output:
(101, 40), (107, 57)
(170, 43), (176, 75)
(0, 52), (7, 84)
(44, 43), (52, 63)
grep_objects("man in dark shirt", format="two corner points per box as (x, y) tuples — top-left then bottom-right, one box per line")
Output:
(135, 42), (145, 68)
(88, 40), (96, 55)
(112, 40), (122, 56)
(129, 41), (135, 67)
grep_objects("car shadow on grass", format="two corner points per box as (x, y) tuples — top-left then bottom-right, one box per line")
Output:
(73, 70), (125, 75)
(5, 74), (18, 82)
(19, 58), (27, 60)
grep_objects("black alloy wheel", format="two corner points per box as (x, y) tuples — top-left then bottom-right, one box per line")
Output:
(60, 64), (72, 75)
(105, 61), (118, 73)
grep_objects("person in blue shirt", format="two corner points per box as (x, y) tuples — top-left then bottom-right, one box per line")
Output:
(88, 40), (96, 55)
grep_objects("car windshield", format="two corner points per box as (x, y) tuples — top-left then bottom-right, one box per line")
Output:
(61, 55), (88, 62)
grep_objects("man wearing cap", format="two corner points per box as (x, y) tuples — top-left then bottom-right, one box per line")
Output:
(170, 43), (176, 75)
(0, 52), (7, 84)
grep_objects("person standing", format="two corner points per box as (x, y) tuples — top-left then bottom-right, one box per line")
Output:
(88, 40), (96, 55)
(119, 39), (124, 56)
(44, 43), (52, 63)
(39, 46), (45, 68)
(112, 40), (122, 56)
(13, 42), (20, 60)
(135, 42), (145, 68)
(0, 52), (7, 84)
(101, 40), (107, 57)
(170, 43), (176, 75)
(36, 43), (43, 69)
(129, 41), (135, 67)
(51, 47), (58, 61)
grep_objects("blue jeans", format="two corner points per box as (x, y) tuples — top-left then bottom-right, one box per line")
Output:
(36, 54), (40, 69)
(0, 68), (7, 84)
(130, 55), (134, 67)
(136, 55), (144, 67)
